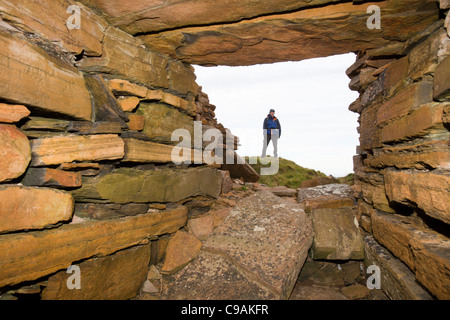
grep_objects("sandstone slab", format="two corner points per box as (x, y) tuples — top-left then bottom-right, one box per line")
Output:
(0, 124), (31, 182)
(381, 103), (446, 143)
(137, 103), (194, 145)
(122, 138), (201, 164)
(41, 244), (151, 300)
(205, 191), (313, 299)
(364, 234), (433, 300)
(0, 185), (74, 233)
(0, 30), (92, 120)
(165, 250), (277, 300)
(384, 170), (450, 224)
(161, 231), (202, 275)
(0, 103), (30, 123)
(107, 79), (148, 98)
(72, 167), (223, 203)
(77, 27), (169, 89)
(31, 134), (125, 166)
(22, 168), (82, 188)
(139, 0), (438, 66)
(187, 215), (214, 240)
(0, 206), (187, 287)
(310, 207), (364, 261)
(0, 0), (107, 56)
(433, 55), (450, 101)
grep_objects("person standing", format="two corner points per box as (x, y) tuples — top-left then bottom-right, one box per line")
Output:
(261, 109), (281, 158)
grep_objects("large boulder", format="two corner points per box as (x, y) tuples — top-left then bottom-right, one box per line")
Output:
(165, 191), (313, 299)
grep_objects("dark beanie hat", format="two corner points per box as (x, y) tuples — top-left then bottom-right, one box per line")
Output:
(269, 109), (275, 113)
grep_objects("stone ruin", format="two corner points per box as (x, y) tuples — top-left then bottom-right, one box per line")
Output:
(0, 0), (448, 300)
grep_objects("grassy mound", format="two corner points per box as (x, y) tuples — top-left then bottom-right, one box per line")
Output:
(245, 156), (328, 189)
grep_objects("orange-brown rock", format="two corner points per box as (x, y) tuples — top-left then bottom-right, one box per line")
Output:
(126, 114), (146, 131)
(31, 134), (124, 166)
(41, 244), (151, 300)
(0, 185), (74, 233)
(364, 140), (450, 170)
(384, 170), (450, 224)
(0, 0), (108, 56)
(300, 196), (355, 213)
(143, 90), (196, 116)
(0, 103), (30, 123)
(0, 30), (92, 120)
(22, 168), (82, 188)
(433, 55), (450, 101)
(161, 230), (202, 275)
(311, 207), (364, 260)
(409, 230), (450, 300)
(381, 103), (446, 143)
(0, 206), (187, 287)
(82, 0), (342, 34)
(376, 81), (433, 127)
(138, 1), (438, 66)
(170, 191), (313, 299)
(122, 138), (201, 163)
(188, 215), (214, 240)
(371, 210), (417, 271)
(371, 210), (450, 299)
(118, 96), (140, 112)
(77, 26), (169, 89)
(0, 124), (31, 182)
(107, 79), (148, 98)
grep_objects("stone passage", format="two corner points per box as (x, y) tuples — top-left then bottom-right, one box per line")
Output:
(0, 0), (449, 300)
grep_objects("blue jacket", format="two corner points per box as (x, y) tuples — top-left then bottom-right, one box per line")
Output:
(263, 114), (281, 137)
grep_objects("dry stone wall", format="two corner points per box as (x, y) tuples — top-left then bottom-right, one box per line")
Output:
(348, 5), (450, 299)
(0, 0), (236, 299)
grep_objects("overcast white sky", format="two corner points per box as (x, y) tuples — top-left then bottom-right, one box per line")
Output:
(194, 53), (360, 177)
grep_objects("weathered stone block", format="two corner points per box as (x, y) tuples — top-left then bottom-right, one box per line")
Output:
(0, 0), (107, 56)
(364, 235), (432, 300)
(107, 79), (148, 98)
(161, 230), (202, 275)
(72, 167), (223, 203)
(0, 185), (74, 233)
(310, 207), (364, 261)
(77, 27), (169, 89)
(0, 124), (31, 182)
(384, 170), (450, 224)
(31, 134), (125, 166)
(202, 191), (313, 299)
(433, 55), (450, 101)
(0, 104), (30, 123)
(377, 81), (433, 126)
(137, 103), (194, 145)
(0, 30), (92, 120)
(41, 244), (151, 300)
(0, 206), (187, 287)
(22, 168), (82, 188)
(381, 103), (446, 143)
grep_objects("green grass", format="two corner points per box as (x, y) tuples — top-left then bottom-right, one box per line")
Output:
(245, 156), (328, 189)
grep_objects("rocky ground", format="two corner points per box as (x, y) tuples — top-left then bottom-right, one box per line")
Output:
(133, 180), (389, 301)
